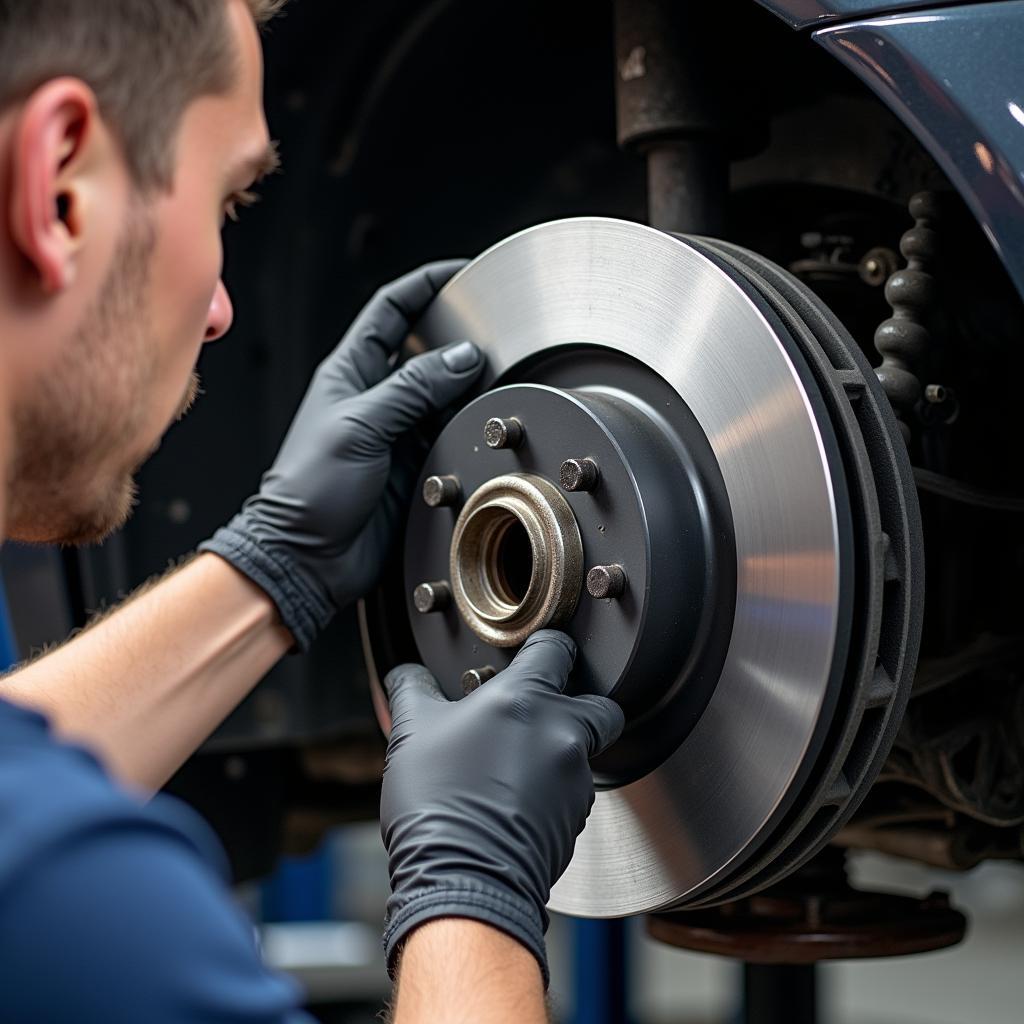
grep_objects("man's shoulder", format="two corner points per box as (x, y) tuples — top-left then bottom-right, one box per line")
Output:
(0, 701), (311, 1022)
(0, 697), (227, 893)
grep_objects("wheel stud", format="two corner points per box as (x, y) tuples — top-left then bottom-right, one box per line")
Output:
(423, 475), (461, 508)
(484, 417), (524, 450)
(586, 564), (626, 600)
(461, 665), (496, 694)
(413, 580), (452, 614)
(560, 457), (600, 492)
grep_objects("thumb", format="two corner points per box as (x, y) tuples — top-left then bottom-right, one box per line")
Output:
(570, 694), (626, 758)
(383, 663), (449, 724)
(358, 341), (485, 444)
(502, 629), (577, 693)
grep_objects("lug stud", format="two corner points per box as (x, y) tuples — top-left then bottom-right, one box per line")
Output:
(560, 457), (600, 493)
(586, 564), (626, 600)
(484, 417), (524, 450)
(413, 580), (452, 614)
(423, 474), (461, 508)
(461, 665), (497, 694)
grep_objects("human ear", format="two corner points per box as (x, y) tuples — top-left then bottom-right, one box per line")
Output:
(9, 78), (99, 294)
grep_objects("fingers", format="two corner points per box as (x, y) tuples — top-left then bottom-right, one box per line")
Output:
(356, 340), (485, 445)
(383, 663), (449, 721)
(503, 630), (577, 693)
(502, 631), (623, 754)
(336, 260), (468, 389)
(570, 694), (626, 757)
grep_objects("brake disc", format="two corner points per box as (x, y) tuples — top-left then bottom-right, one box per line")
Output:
(362, 217), (922, 917)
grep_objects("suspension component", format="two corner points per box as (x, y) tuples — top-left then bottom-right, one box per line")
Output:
(873, 192), (940, 442)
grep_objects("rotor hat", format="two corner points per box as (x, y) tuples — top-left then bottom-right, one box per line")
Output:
(404, 380), (726, 755)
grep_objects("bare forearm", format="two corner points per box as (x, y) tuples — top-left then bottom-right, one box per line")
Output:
(0, 553), (291, 791)
(391, 920), (548, 1024)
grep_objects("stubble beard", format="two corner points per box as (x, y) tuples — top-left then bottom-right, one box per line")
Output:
(7, 209), (162, 546)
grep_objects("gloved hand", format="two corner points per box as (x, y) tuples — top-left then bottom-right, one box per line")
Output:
(380, 630), (625, 985)
(200, 261), (484, 650)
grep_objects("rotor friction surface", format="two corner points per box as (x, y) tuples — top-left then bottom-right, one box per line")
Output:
(414, 218), (848, 916)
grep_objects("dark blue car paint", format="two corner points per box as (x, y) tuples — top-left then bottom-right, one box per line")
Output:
(757, 0), (989, 30)
(814, 4), (1024, 299)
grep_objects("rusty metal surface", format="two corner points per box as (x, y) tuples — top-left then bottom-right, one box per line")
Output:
(647, 852), (967, 962)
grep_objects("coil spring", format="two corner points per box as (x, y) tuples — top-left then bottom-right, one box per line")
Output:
(873, 192), (940, 442)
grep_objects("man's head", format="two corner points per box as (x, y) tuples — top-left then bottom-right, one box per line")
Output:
(0, 0), (283, 545)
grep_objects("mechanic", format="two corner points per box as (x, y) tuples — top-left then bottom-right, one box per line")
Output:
(0, 2), (623, 1022)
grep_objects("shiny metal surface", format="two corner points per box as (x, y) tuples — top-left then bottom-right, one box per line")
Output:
(755, 0), (956, 30)
(816, 3), (1024, 301)
(415, 218), (844, 915)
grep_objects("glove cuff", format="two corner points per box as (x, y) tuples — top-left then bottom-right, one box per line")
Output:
(383, 882), (550, 988)
(199, 518), (334, 652)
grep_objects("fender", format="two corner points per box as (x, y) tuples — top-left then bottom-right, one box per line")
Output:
(758, 0), (991, 29)
(762, 1), (1024, 299)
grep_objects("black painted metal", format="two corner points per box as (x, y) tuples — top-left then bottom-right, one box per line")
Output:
(402, 371), (737, 787)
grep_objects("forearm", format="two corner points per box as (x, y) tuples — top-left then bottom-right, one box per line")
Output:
(390, 920), (548, 1024)
(0, 552), (292, 791)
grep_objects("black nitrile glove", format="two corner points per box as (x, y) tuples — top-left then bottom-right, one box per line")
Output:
(200, 261), (484, 650)
(380, 630), (625, 985)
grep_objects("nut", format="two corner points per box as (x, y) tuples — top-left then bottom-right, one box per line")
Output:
(413, 580), (451, 614)
(461, 666), (496, 694)
(423, 475), (461, 508)
(560, 457), (600, 492)
(484, 417), (524, 450)
(587, 564), (627, 600)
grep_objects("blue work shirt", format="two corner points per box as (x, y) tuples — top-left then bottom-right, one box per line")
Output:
(0, 697), (313, 1022)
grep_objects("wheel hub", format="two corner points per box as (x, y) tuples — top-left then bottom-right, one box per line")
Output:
(363, 217), (923, 918)
(448, 465), (583, 650)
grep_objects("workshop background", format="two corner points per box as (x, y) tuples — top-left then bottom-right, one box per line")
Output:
(3, 0), (1024, 1021)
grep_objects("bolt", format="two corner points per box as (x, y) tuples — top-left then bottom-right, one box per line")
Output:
(484, 417), (524, 450)
(461, 665), (496, 694)
(560, 457), (600, 493)
(586, 564), (626, 600)
(858, 246), (897, 287)
(413, 581), (452, 614)
(924, 384), (947, 404)
(423, 474), (461, 508)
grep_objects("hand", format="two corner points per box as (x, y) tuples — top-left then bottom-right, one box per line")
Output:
(379, 630), (625, 985)
(200, 261), (484, 650)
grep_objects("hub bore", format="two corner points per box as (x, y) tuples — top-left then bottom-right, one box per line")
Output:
(450, 473), (583, 647)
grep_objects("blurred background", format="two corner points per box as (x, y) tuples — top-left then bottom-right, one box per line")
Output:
(239, 822), (1024, 1023)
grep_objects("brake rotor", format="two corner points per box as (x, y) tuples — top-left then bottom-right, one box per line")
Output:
(362, 217), (922, 917)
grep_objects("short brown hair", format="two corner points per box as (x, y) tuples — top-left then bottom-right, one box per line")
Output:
(0, 0), (286, 190)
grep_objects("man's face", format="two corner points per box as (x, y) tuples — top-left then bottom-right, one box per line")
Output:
(8, 0), (275, 545)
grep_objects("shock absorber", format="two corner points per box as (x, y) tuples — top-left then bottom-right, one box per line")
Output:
(612, 0), (730, 235)
(874, 192), (940, 442)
